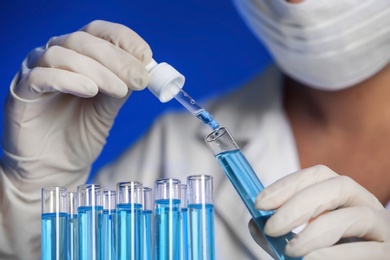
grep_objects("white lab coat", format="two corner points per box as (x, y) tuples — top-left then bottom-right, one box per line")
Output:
(95, 64), (390, 259)
(95, 66), (300, 259)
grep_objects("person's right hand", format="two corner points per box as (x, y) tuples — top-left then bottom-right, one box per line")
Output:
(2, 20), (152, 190)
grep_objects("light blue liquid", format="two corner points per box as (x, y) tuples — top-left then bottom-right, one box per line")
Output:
(78, 205), (103, 260)
(194, 109), (220, 130)
(180, 208), (189, 260)
(41, 212), (68, 260)
(216, 149), (301, 260)
(68, 214), (78, 260)
(188, 204), (215, 260)
(142, 210), (153, 260)
(102, 210), (116, 260)
(116, 203), (142, 260)
(174, 89), (219, 130)
(154, 199), (181, 260)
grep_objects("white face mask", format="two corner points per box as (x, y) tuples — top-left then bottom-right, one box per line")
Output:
(232, 0), (390, 90)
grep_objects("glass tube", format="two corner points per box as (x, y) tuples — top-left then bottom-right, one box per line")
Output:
(116, 181), (143, 260)
(174, 89), (220, 130)
(205, 127), (301, 260)
(67, 191), (78, 260)
(180, 184), (189, 260)
(41, 186), (68, 260)
(154, 178), (181, 260)
(102, 190), (116, 260)
(142, 187), (153, 260)
(77, 184), (103, 260)
(187, 175), (215, 260)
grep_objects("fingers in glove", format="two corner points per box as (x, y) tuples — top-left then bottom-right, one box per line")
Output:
(303, 241), (388, 260)
(80, 20), (152, 65)
(47, 30), (149, 90)
(285, 207), (389, 257)
(33, 46), (128, 98)
(14, 67), (99, 100)
(262, 175), (383, 237)
(256, 165), (337, 210)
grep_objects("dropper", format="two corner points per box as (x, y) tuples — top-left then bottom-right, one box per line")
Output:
(146, 59), (220, 130)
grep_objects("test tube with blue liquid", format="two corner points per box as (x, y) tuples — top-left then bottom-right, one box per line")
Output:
(67, 191), (78, 260)
(41, 186), (68, 260)
(180, 184), (189, 260)
(102, 190), (116, 260)
(147, 59), (297, 259)
(116, 181), (143, 260)
(187, 175), (215, 260)
(205, 127), (301, 260)
(154, 178), (181, 260)
(77, 184), (103, 260)
(142, 187), (153, 260)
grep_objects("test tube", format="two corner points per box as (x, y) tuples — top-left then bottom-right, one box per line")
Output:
(205, 127), (300, 260)
(41, 186), (68, 260)
(142, 187), (153, 260)
(180, 184), (189, 260)
(102, 190), (116, 260)
(154, 178), (181, 260)
(187, 175), (215, 260)
(67, 191), (78, 260)
(77, 184), (103, 260)
(116, 181), (143, 260)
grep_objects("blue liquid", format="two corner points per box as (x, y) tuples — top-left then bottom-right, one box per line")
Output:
(142, 210), (153, 260)
(68, 214), (78, 260)
(41, 212), (68, 260)
(216, 149), (300, 260)
(116, 203), (142, 260)
(174, 89), (219, 130)
(188, 204), (215, 260)
(154, 199), (181, 260)
(194, 109), (220, 130)
(180, 208), (189, 260)
(78, 205), (103, 260)
(102, 210), (116, 260)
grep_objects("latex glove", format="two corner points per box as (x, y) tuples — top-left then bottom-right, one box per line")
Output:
(0, 20), (152, 258)
(250, 165), (390, 259)
(2, 20), (152, 190)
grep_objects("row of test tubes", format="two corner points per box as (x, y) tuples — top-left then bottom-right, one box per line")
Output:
(41, 175), (214, 260)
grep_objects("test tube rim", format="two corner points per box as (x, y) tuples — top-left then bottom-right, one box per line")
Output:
(77, 183), (103, 207)
(204, 127), (227, 142)
(187, 175), (213, 205)
(116, 181), (143, 204)
(41, 186), (68, 214)
(154, 177), (181, 200)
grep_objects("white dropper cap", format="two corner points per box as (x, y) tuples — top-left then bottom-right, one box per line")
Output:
(146, 59), (185, 103)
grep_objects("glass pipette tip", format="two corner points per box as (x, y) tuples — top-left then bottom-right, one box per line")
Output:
(174, 89), (220, 130)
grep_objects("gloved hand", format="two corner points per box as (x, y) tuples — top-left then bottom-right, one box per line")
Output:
(2, 20), (152, 190)
(249, 165), (390, 259)
(0, 20), (152, 259)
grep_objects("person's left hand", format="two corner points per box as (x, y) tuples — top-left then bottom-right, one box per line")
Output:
(249, 165), (390, 259)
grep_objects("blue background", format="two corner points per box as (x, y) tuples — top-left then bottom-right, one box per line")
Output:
(0, 0), (271, 178)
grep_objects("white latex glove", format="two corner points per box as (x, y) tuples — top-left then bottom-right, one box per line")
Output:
(3, 20), (152, 185)
(0, 20), (151, 259)
(249, 165), (390, 260)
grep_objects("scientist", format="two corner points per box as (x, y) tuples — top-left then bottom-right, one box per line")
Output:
(1, 0), (390, 259)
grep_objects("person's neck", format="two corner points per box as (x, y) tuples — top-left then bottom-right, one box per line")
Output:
(283, 64), (390, 136)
